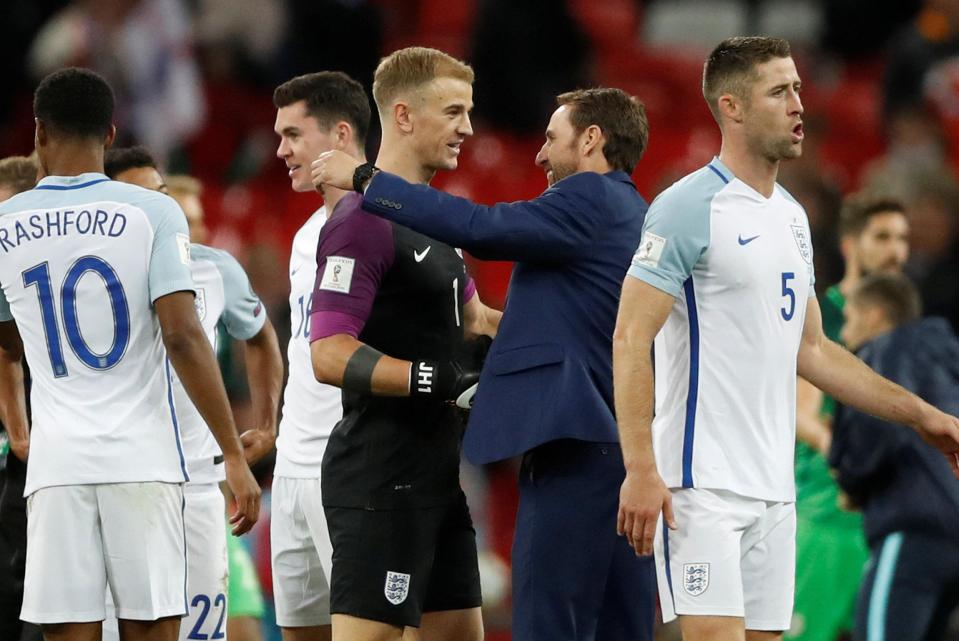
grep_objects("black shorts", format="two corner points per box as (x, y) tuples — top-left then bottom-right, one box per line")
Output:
(325, 493), (482, 627)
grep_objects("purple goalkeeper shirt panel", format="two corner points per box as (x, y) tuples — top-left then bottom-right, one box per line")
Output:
(309, 193), (395, 341)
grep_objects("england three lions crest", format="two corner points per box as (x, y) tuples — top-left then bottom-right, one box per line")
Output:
(683, 563), (709, 596)
(790, 225), (812, 264)
(194, 288), (207, 321)
(384, 571), (411, 605)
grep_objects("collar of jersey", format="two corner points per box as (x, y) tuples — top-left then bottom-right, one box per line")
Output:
(707, 156), (733, 184)
(35, 172), (110, 191)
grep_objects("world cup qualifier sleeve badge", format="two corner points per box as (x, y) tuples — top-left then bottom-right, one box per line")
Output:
(384, 570), (411, 605)
(193, 288), (207, 321)
(683, 563), (709, 596)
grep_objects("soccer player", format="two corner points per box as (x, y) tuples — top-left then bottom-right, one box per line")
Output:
(788, 195), (909, 641)
(105, 148), (283, 641)
(612, 37), (959, 641)
(271, 70), (371, 641)
(166, 173), (269, 641)
(0, 154), (41, 641)
(830, 273), (959, 641)
(0, 68), (260, 641)
(308, 47), (499, 641)
(312, 86), (655, 640)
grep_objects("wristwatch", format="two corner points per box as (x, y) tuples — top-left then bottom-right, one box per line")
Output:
(352, 162), (379, 193)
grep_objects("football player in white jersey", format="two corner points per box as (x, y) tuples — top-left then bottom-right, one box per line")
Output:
(105, 148), (283, 641)
(271, 71), (370, 641)
(0, 68), (260, 641)
(612, 37), (959, 641)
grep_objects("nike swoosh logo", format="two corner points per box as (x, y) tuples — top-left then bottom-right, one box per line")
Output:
(738, 234), (760, 245)
(414, 247), (431, 262)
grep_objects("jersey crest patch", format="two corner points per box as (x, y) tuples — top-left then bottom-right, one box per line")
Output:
(319, 256), (355, 294)
(790, 225), (811, 264)
(683, 563), (709, 596)
(193, 288), (207, 320)
(384, 571), (411, 605)
(632, 232), (667, 269)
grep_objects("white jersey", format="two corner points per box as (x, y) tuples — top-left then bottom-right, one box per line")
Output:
(275, 208), (343, 477)
(627, 158), (814, 502)
(173, 244), (266, 485)
(0, 173), (195, 496)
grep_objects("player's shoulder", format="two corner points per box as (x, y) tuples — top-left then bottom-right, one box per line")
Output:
(324, 192), (392, 239)
(190, 242), (236, 266)
(646, 162), (728, 227)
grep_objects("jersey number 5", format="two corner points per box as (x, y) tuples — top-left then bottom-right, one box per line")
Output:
(781, 272), (796, 321)
(23, 256), (130, 377)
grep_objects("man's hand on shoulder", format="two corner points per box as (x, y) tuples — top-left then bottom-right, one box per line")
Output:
(311, 150), (363, 193)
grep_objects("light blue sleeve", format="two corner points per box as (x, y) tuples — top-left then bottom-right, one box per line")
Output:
(626, 180), (713, 297)
(147, 195), (196, 303)
(208, 247), (266, 340)
(0, 286), (10, 322)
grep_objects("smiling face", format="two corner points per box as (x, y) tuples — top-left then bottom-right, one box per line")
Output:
(407, 77), (474, 173)
(536, 105), (582, 186)
(741, 56), (804, 163)
(274, 100), (337, 192)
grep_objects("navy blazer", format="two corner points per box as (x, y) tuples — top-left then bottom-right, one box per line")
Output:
(363, 170), (647, 464)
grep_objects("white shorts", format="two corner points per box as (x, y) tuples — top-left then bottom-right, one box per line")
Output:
(654, 488), (796, 631)
(21, 482), (187, 624)
(102, 483), (228, 641)
(271, 475), (332, 627)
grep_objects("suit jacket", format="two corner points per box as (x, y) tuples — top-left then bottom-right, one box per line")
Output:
(363, 170), (647, 464)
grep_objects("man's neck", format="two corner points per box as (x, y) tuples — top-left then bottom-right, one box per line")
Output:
(320, 153), (368, 217)
(375, 136), (435, 185)
(42, 141), (104, 178)
(718, 138), (779, 198)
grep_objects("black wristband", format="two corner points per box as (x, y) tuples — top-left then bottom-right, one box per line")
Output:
(343, 344), (384, 394)
(352, 162), (379, 193)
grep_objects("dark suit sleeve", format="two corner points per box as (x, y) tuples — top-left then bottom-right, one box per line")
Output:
(363, 171), (606, 263)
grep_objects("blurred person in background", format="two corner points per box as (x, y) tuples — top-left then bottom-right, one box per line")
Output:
(0, 154), (41, 641)
(830, 273), (959, 641)
(270, 70), (371, 641)
(788, 194), (910, 641)
(28, 0), (205, 164)
(106, 145), (282, 641)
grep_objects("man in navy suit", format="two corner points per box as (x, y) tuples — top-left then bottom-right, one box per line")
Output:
(312, 87), (655, 641)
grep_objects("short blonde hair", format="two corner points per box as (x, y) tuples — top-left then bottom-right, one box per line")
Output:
(372, 47), (474, 115)
(0, 155), (39, 195)
(165, 174), (202, 200)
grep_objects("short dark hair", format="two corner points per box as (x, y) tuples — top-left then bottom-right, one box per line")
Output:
(838, 193), (906, 238)
(34, 67), (115, 139)
(0, 155), (39, 195)
(849, 273), (921, 327)
(273, 71), (371, 148)
(703, 37), (792, 120)
(556, 88), (649, 173)
(104, 146), (158, 179)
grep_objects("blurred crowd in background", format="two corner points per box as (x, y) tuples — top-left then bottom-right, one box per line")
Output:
(3, 0), (959, 638)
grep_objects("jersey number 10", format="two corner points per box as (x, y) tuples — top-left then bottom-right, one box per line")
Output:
(23, 256), (130, 377)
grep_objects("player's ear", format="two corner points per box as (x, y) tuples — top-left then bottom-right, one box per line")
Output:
(333, 121), (353, 150)
(103, 124), (117, 150)
(394, 101), (413, 134)
(34, 118), (47, 148)
(718, 93), (744, 125)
